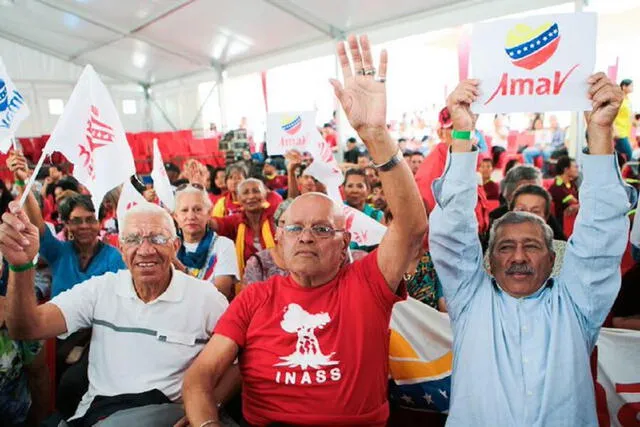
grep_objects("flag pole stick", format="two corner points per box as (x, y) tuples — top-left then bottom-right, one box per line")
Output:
(11, 137), (17, 151)
(18, 150), (48, 208)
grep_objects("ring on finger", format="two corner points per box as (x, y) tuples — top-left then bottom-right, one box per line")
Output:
(356, 69), (366, 76)
(364, 68), (376, 76)
(377, 77), (386, 83)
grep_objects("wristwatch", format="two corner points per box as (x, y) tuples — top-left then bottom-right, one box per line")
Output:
(372, 150), (403, 172)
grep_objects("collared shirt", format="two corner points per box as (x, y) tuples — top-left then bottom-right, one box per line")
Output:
(429, 151), (631, 427)
(50, 268), (228, 420)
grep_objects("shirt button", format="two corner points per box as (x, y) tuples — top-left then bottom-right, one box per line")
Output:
(523, 357), (529, 364)
(527, 391), (533, 397)
(522, 325), (528, 332)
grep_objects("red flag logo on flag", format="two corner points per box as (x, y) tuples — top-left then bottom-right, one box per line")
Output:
(80, 105), (115, 180)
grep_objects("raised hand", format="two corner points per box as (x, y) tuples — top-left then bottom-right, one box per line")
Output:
(446, 80), (480, 132)
(586, 72), (623, 130)
(0, 202), (39, 267)
(6, 151), (30, 182)
(330, 35), (387, 142)
(285, 150), (303, 173)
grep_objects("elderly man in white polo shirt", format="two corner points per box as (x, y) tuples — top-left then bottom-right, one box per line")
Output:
(0, 202), (232, 426)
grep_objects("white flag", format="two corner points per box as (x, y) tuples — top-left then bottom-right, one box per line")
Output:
(151, 139), (175, 212)
(116, 179), (149, 222)
(44, 65), (135, 212)
(0, 57), (30, 153)
(302, 129), (387, 247)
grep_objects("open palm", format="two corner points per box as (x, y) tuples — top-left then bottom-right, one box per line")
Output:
(331, 35), (387, 137)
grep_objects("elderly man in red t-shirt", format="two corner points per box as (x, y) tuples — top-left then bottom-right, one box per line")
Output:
(182, 34), (427, 427)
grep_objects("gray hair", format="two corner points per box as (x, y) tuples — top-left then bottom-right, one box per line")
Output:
(237, 178), (267, 197)
(119, 202), (177, 239)
(501, 165), (542, 201)
(174, 185), (212, 211)
(488, 211), (554, 256)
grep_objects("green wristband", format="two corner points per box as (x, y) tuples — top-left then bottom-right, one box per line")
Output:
(14, 179), (25, 187)
(451, 130), (472, 140)
(9, 261), (35, 272)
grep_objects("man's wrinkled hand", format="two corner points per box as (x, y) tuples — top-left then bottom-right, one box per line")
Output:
(586, 72), (623, 131)
(330, 34), (388, 142)
(446, 80), (480, 132)
(0, 202), (39, 267)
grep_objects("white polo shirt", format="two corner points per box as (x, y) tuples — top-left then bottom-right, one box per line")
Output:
(50, 268), (228, 420)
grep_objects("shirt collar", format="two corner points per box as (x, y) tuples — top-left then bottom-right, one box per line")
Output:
(492, 277), (554, 300)
(115, 267), (185, 304)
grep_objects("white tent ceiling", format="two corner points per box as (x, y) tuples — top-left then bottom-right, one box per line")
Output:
(0, 0), (578, 87)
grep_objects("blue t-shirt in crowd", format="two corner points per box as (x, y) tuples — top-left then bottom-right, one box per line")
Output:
(39, 227), (125, 297)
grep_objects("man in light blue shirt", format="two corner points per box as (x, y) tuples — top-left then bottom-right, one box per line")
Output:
(430, 74), (632, 427)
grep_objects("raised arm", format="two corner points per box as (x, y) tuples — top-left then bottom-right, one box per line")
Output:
(0, 203), (67, 340)
(330, 35), (427, 291)
(285, 150), (302, 199)
(182, 335), (239, 426)
(558, 73), (632, 334)
(428, 80), (488, 320)
(6, 151), (46, 235)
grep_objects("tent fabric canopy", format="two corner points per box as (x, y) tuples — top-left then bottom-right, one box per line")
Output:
(0, 0), (569, 86)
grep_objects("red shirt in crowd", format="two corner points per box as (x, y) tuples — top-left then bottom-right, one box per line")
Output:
(548, 176), (579, 220)
(214, 251), (407, 426)
(264, 174), (288, 191)
(415, 143), (489, 233)
(214, 210), (277, 264)
(482, 180), (501, 201)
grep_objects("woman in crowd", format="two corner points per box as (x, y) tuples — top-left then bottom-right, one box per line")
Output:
(7, 151), (125, 298)
(343, 168), (384, 222)
(173, 183), (239, 298)
(241, 199), (293, 286)
(211, 178), (277, 277)
(212, 164), (282, 218)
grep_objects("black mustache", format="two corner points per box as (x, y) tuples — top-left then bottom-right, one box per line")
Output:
(506, 264), (535, 275)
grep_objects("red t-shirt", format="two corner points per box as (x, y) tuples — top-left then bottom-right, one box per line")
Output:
(215, 251), (407, 426)
(264, 175), (288, 191)
(482, 180), (500, 200)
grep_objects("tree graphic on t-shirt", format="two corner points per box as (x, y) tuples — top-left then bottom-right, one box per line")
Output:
(273, 303), (339, 370)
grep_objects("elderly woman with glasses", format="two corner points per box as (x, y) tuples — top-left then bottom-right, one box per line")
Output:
(7, 152), (125, 298)
(210, 178), (277, 277)
(173, 184), (239, 298)
(212, 164), (283, 218)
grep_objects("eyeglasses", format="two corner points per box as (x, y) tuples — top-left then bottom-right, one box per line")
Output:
(175, 183), (205, 192)
(282, 224), (345, 239)
(120, 233), (172, 247)
(68, 216), (98, 226)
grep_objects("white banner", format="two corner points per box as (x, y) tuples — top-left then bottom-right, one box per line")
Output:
(43, 65), (135, 212)
(389, 298), (640, 424)
(0, 57), (30, 153)
(594, 328), (640, 426)
(471, 12), (596, 113)
(266, 111), (316, 155)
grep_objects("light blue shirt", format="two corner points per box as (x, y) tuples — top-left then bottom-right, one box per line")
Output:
(429, 150), (631, 427)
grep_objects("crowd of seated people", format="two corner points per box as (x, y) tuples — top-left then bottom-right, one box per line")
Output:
(0, 36), (638, 427)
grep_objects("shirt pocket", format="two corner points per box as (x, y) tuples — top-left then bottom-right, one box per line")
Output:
(156, 330), (199, 346)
